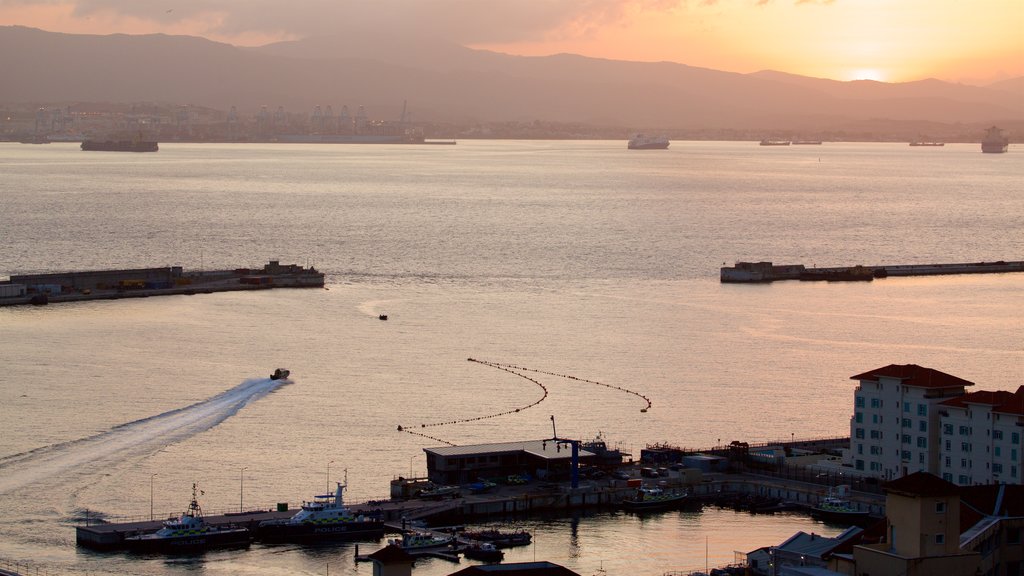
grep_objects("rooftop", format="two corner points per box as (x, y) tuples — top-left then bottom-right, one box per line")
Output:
(850, 364), (974, 389)
(425, 440), (595, 461)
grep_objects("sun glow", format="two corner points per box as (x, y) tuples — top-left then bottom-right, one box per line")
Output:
(848, 68), (887, 82)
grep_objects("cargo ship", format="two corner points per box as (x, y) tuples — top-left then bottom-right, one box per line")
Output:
(981, 126), (1009, 153)
(81, 139), (158, 152)
(627, 134), (670, 150)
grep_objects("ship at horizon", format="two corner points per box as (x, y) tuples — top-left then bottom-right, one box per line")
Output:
(627, 134), (670, 150)
(981, 126), (1009, 153)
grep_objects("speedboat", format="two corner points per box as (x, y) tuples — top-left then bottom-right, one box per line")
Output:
(270, 368), (290, 380)
(257, 480), (384, 542)
(123, 483), (251, 553)
(620, 487), (687, 511)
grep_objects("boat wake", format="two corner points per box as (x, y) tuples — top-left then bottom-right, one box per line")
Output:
(0, 377), (290, 495)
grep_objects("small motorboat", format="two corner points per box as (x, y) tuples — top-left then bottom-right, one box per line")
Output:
(270, 368), (290, 380)
(463, 541), (504, 561)
(378, 314), (388, 321)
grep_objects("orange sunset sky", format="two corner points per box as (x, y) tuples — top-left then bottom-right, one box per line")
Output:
(1, 0), (1021, 84)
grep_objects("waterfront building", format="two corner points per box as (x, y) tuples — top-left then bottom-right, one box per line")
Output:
(939, 387), (1024, 485)
(367, 544), (414, 576)
(850, 364), (1024, 485)
(447, 562), (580, 575)
(423, 440), (596, 485)
(758, 526), (865, 575)
(850, 364), (974, 481)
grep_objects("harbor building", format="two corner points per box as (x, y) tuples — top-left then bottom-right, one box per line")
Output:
(422, 440), (597, 485)
(850, 364), (974, 481)
(849, 364), (1024, 485)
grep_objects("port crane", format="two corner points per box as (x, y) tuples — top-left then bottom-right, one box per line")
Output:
(546, 415), (580, 489)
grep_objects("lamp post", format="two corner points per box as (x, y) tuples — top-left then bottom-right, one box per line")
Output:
(327, 460), (334, 494)
(240, 467), (247, 513)
(150, 473), (157, 521)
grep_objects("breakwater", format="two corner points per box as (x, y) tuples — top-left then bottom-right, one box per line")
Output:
(720, 260), (1024, 283)
(0, 260), (324, 306)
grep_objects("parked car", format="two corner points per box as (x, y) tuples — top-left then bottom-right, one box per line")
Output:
(612, 470), (632, 480)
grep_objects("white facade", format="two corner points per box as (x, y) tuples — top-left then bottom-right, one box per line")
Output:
(850, 365), (1024, 486)
(850, 365), (971, 481)
(938, 392), (1024, 485)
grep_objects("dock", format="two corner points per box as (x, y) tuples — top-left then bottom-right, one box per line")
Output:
(0, 260), (324, 307)
(720, 260), (1024, 283)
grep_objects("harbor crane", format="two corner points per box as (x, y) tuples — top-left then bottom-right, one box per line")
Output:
(547, 415), (580, 489)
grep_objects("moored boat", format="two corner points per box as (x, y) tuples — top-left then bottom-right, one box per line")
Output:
(462, 541), (504, 561)
(620, 487), (687, 511)
(759, 139), (791, 146)
(388, 531), (455, 550)
(810, 495), (870, 524)
(627, 134), (670, 150)
(123, 484), (251, 553)
(460, 528), (532, 548)
(256, 480), (384, 542)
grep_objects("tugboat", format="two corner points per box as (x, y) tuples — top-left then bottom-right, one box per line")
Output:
(256, 478), (384, 542)
(620, 486), (688, 512)
(123, 483), (251, 553)
(270, 368), (290, 380)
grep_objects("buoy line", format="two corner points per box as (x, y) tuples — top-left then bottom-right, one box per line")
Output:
(471, 359), (652, 412)
(396, 359), (550, 443)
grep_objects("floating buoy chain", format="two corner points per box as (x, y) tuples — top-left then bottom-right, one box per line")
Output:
(469, 358), (652, 411)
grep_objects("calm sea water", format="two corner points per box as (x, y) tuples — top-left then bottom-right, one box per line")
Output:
(0, 140), (1021, 575)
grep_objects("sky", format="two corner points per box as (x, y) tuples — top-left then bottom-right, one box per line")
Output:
(1, 0), (1021, 84)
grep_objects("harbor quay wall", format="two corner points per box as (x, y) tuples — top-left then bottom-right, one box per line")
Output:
(1, 261), (324, 307)
(75, 474), (884, 550)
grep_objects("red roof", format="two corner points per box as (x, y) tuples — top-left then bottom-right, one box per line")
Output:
(941, 386), (1024, 415)
(883, 471), (960, 497)
(850, 364), (974, 389)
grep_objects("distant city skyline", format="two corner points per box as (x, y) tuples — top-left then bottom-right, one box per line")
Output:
(1, 0), (1021, 85)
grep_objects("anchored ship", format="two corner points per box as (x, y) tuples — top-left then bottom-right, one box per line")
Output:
(981, 126), (1009, 153)
(627, 134), (670, 150)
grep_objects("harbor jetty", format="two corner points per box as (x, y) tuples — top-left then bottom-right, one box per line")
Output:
(0, 260), (324, 306)
(720, 260), (1024, 283)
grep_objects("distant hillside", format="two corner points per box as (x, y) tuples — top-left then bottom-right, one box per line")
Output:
(2, 26), (1022, 133)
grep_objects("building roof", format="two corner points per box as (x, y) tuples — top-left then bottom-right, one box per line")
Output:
(447, 561), (581, 575)
(940, 386), (1024, 415)
(425, 440), (595, 461)
(849, 364), (974, 389)
(775, 526), (864, 559)
(367, 544), (415, 563)
(883, 471), (960, 497)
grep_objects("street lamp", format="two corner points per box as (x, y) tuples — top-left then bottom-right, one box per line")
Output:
(240, 467), (247, 513)
(150, 473), (158, 521)
(327, 460), (335, 494)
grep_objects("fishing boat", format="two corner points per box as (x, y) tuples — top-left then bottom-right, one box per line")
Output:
(620, 487), (688, 511)
(759, 139), (791, 146)
(123, 484), (251, 553)
(270, 368), (290, 380)
(256, 480), (384, 542)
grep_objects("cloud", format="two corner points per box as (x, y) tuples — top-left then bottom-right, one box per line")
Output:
(12, 0), (686, 45)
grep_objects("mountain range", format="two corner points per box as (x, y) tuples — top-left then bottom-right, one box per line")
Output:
(2, 25), (1021, 134)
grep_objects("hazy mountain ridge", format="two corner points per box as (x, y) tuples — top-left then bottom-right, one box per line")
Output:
(3, 26), (1021, 132)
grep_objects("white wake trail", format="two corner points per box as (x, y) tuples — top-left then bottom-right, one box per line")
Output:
(0, 377), (289, 495)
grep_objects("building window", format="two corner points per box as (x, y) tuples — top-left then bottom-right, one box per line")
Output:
(871, 398), (881, 408)
(945, 456), (951, 467)
(870, 462), (882, 471)
(902, 434), (911, 444)
(870, 446), (882, 455)
(872, 414), (879, 424)
(917, 437), (927, 448)
(959, 425), (970, 436)
(935, 533), (945, 544)
(918, 404), (927, 416)
(903, 418), (912, 428)
(904, 401), (911, 413)
(961, 442), (972, 452)
(993, 430), (1003, 440)
(855, 428), (865, 439)
(943, 473), (953, 482)
(961, 458), (968, 468)
(995, 446), (1001, 457)
(901, 450), (911, 461)
(919, 452), (924, 464)
(856, 412), (863, 423)
(870, 430), (881, 439)
(993, 463), (1003, 473)
(936, 501), (946, 513)
(857, 444), (863, 454)
(945, 440), (951, 451)
(943, 424), (953, 435)
(1012, 432), (1019, 445)
(856, 397), (865, 407)
(856, 459), (864, 470)
(958, 475), (969, 484)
